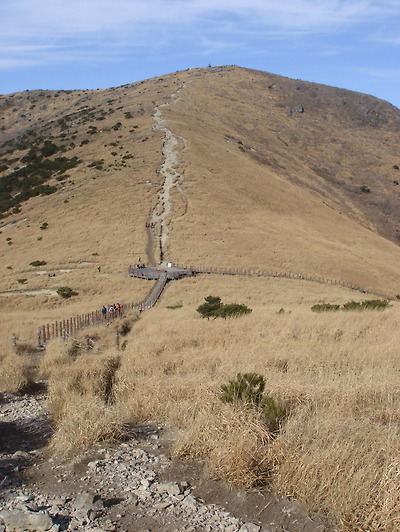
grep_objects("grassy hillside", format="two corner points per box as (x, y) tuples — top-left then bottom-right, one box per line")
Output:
(1, 66), (399, 322)
(1, 66), (400, 531)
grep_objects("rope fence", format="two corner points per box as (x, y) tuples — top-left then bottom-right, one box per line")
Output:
(175, 263), (393, 300)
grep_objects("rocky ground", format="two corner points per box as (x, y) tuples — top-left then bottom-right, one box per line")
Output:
(0, 392), (330, 532)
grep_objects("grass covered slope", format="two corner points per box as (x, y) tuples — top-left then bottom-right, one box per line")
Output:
(0, 65), (399, 325)
(1, 66), (400, 531)
(5, 274), (396, 531)
(159, 67), (400, 295)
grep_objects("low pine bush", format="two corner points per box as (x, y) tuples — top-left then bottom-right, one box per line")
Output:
(311, 303), (340, 312)
(342, 300), (363, 311)
(343, 299), (389, 311)
(312, 299), (388, 312)
(220, 373), (286, 432)
(197, 296), (251, 319)
(56, 286), (76, 299)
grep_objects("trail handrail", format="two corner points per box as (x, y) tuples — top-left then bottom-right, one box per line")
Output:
(21, 263), (393, 349)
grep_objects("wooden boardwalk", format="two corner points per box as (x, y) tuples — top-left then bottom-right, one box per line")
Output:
(129, 265), (195, 281)
(24, 262), (392, 349)
(140, 271), (168, 309)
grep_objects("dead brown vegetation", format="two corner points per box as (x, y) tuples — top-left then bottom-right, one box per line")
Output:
(1, 66), (400, 530)
(36, 274), (400, 530)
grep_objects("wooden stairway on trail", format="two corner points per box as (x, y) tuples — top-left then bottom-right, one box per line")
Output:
(140, 271), (168, 310)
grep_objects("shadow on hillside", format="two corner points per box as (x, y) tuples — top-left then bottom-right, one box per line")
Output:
(0, 393), (52, 495)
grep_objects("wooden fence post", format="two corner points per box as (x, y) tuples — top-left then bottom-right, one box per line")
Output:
(115, 331), (119, 351)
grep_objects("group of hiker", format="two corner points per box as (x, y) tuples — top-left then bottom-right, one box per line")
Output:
(101, 303), (123, 319)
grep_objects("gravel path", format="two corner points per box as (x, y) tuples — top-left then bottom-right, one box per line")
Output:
(151, 85), (187, 262)
(0, 392), (330, 532)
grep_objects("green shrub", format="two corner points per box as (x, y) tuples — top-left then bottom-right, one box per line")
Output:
(342, 300), (363, 311)
(361, 299), (389, 310)
(313, 299), (389, 312)
(220, 373), (286, 432)
(197, 295), (251, 319)
(87, 159), (104, 169)
(197, 296), (222, 319)
(311, 303), (340, 312)
(221, 372), (265, 407)
(57, 286), (76, 298)
(30, 260), (46, 267)
(40, 222), (48, 230)
(0, 145), (79, 215)
(17, 278), (27, 284)
(343, 299), (388, 311)
(218, 303), (252, 318)
(360, 185), (371, 193)
(41, 140), (60, 157)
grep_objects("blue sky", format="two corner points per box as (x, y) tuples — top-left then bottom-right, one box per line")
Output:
(1, 0), (399, 108)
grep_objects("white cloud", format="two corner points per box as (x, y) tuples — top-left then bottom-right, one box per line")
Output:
(1, 0), (399, 70)
(353, 66), (400, 80)
(2, 0), (399, 39)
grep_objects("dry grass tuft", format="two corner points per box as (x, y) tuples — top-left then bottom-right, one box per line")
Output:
(172, 394), (272, 489)
(49, 393), (124, 456)
(47, 352), (120, 422)
(43, 335), (123, 454)
(269, 405), (400, 531)
(0, 351), (33, 394)
(0, 339), (38, 394)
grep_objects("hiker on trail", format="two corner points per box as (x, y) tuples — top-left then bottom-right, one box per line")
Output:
(101, 306), (107, 319)
(98, 266), (101, 273)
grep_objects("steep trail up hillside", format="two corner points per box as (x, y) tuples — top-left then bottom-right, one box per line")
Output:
(150, 83), (188, 263)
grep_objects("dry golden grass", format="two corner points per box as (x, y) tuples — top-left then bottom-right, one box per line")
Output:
(49, 393), (124, 456)
(0, 349), (32, 394)
(1, 66), (399, 346)
(171, 395), (272, 489)
(105, 276), (400, 530)
(6, 269), (398, 529)
(1, 67), (400, 530)
(42, 338), (124, 454)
